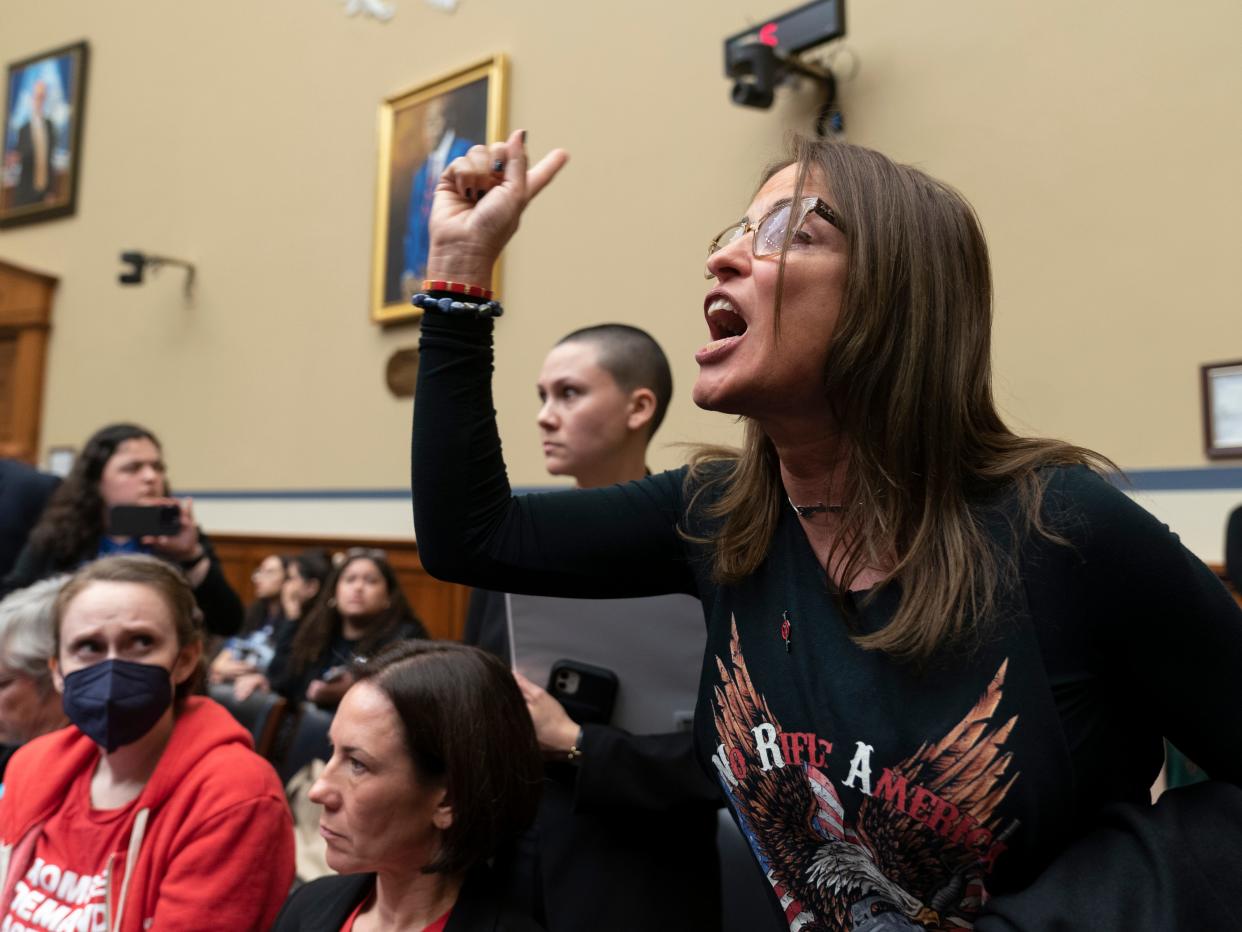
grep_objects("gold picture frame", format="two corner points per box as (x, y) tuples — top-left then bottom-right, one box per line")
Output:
(0, 40), (90, 228)
(371, 54), (507, 325)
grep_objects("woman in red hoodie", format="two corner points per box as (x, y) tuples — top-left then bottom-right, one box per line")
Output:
(0, 554), (294, 932)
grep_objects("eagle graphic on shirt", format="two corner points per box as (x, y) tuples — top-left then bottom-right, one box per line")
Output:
(711, 618), (1020, 931)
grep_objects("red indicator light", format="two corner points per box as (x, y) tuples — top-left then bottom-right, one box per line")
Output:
(759, 22), (779, 46)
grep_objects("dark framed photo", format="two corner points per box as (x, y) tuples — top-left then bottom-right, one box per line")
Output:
(1202, 360), (1242, 459)
(371, 55), (507, 325)
(0, 40), (89, 228)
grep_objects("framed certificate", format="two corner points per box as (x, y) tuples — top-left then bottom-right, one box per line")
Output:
(1201, 360), (1242, 459)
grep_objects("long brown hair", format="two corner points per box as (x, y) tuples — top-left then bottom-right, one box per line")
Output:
(29, 423), (162, 568)
(289, 552), (424, 674)
(687, 137), (1114, 663)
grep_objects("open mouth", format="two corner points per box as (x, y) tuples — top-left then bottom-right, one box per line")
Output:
(705, 296), (748, 341)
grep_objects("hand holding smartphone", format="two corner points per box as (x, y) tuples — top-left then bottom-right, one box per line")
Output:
(107, 504), (183, 538)
(547, 658), (618, 725)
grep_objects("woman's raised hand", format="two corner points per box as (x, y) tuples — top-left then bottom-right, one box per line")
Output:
(425, 129), (569, 289)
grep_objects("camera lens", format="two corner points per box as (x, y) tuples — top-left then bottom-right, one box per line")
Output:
(731, 81), (775, 109)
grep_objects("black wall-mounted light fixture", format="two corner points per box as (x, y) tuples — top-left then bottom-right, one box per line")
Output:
(724, 0), (847, 136)
(118, 251), (197, 299)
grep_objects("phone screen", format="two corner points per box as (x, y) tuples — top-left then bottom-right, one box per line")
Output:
(107, 504), (182, 538)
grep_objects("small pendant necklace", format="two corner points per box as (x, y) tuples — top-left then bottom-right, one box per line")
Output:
(780, 610), (793, 653)
(786, 496), (844, 519)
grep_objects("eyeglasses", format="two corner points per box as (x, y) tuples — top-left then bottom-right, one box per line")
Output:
(705, 196), (842, 279)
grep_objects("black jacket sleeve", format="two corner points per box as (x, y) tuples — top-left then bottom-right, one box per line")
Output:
(0, 461), (59, 582)
(574, 724), (722, 814)
(192, 530), (244, 637)
(979, 468), (1242, 929)
(412, 313), (696, 599)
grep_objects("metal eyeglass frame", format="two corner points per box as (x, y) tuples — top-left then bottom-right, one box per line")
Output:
(705, 196), (842, 279)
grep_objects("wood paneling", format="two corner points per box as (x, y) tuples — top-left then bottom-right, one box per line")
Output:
(0, 336), (17, 446)
(209, 532), (470, 641)
(0, 259), (56, 464)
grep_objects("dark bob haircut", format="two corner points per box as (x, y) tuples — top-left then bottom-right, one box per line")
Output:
(353, 640), (542, 875)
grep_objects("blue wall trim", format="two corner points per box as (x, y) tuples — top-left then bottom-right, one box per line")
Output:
(1119, 467), (1242, 491)
(180, 469), (1242, 500)
(180, 485), (554, 501)
(182, 488), (411, 501)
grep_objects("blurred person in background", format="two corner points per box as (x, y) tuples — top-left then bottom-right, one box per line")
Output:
(209, 552), (288, 684)
(234, 549), (426, 709)
(2, 423), (243, 636)
(281, 548), (332, 623)
(0, 458), (60, 580)
(244, 552), (287, 632)
(0, 575), (69, 786)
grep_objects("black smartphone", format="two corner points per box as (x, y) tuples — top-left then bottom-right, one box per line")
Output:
(548, 659), (618, 725)
(108, 504), (182, 538)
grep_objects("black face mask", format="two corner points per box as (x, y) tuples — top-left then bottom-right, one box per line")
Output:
(61, 659), (174, 753)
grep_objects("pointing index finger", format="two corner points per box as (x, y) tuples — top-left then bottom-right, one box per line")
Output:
(527, 147), (569, 201)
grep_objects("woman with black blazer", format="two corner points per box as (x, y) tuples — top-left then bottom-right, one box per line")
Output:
(274, 640), (545, 932)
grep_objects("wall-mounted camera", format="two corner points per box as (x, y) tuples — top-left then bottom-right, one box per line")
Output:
(118, 250), (197, 298)
(724, 0), (846, 134)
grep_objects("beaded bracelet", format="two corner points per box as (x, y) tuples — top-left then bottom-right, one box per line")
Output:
(411, 292), (504, 318)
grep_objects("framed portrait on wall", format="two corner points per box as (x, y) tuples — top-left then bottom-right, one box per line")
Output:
(1202, 360), (1242, 459)
(371, 55), (507, 325)
(0, 40), (89, 228)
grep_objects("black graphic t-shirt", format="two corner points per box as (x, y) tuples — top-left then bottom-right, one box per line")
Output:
(412, 313), (1242, 930)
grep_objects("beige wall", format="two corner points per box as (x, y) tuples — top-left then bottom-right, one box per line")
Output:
(2, 0), (1240, 507)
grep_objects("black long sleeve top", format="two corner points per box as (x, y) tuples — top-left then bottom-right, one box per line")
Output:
(413, 312), (1242, 930)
